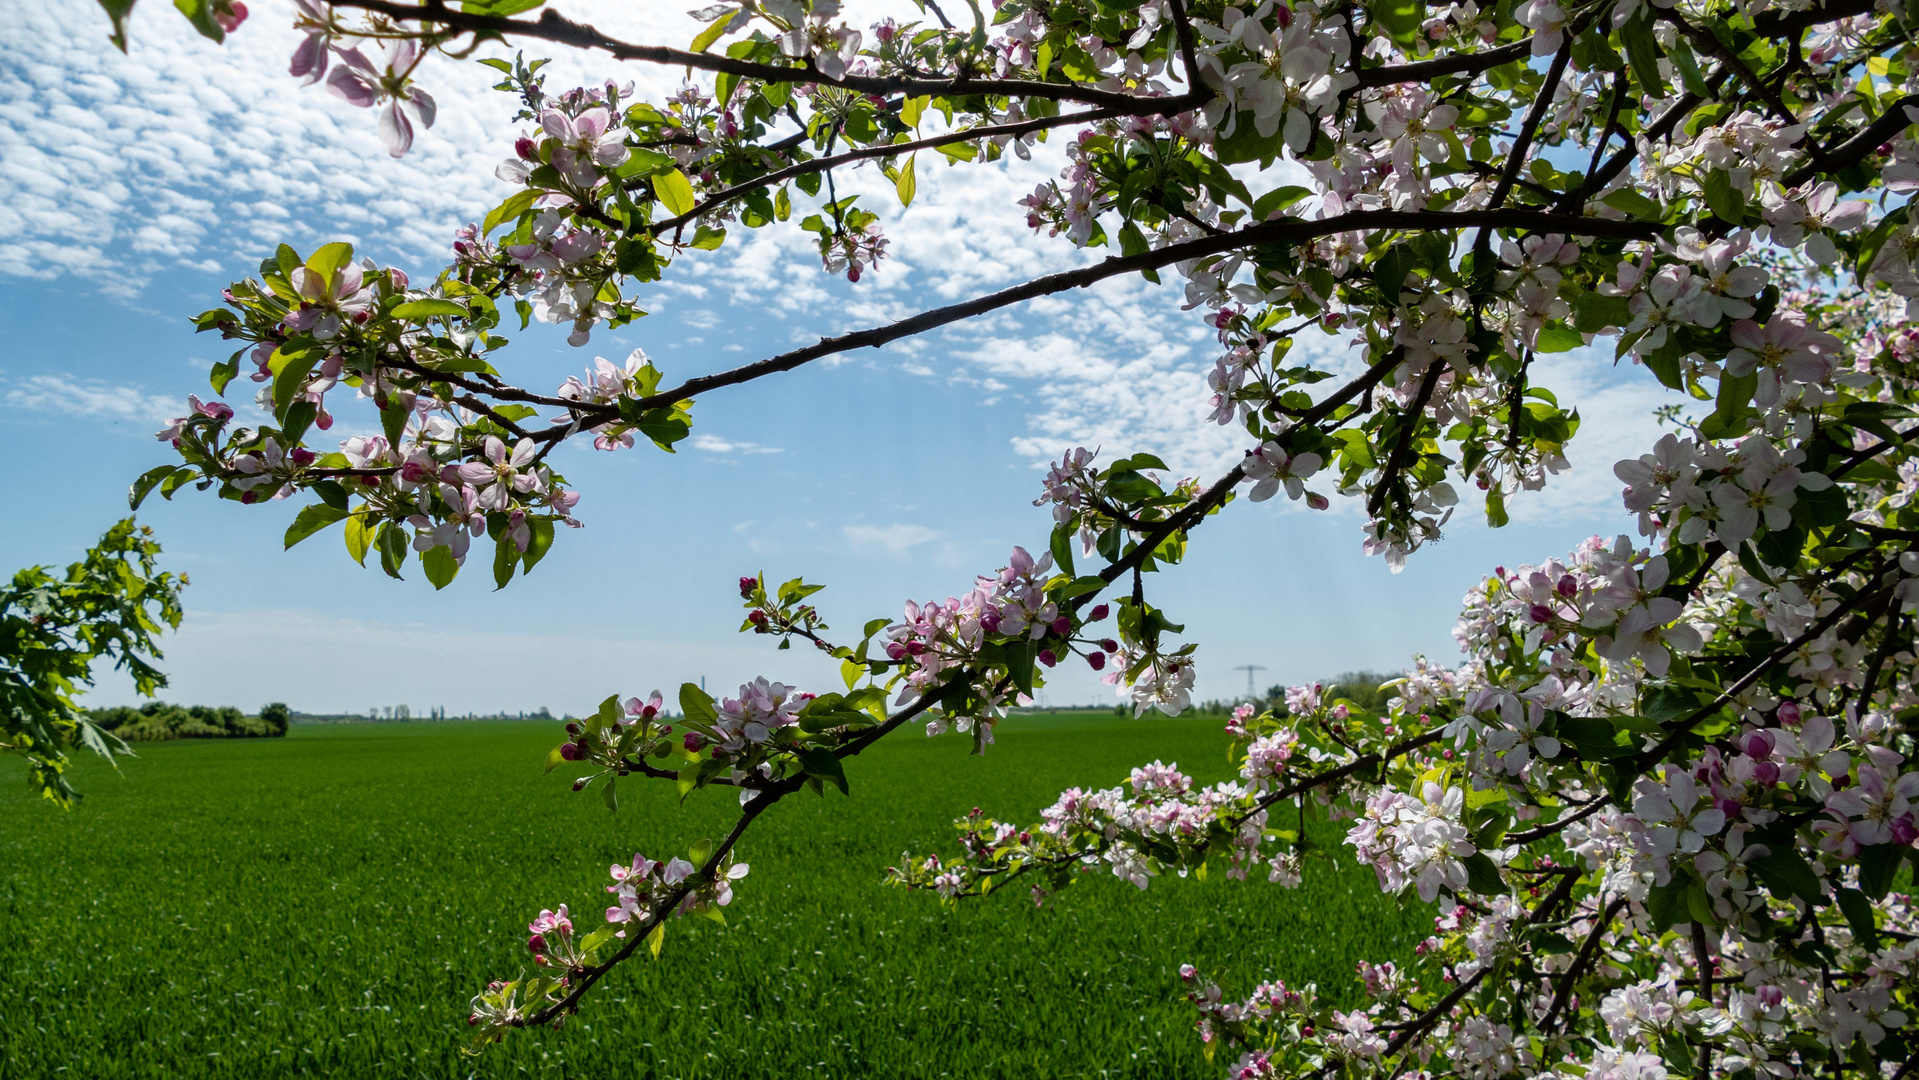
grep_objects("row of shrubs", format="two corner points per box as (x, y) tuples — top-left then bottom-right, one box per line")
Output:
(86, 702), (290, 742)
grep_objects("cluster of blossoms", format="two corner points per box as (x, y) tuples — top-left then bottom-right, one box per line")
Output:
(468, 846), (748, 1040)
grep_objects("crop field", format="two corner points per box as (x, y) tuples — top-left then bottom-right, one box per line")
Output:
(2, 712), (1427, 1079)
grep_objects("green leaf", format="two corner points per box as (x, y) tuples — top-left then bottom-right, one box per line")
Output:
(895, 153), (917, 208)
(544, 744), (566, 774)
(1374, 0), (1425, 46)
(344, 513), (376, 566)
(798, 747), (850, 795)
(1535, 324), (1585, 353)
(689, 225), (727, 251)
(1620, 12), (1667, 97)
(1601, 188), (1664, 221)
(209, 356), (239, 395)
(1645, 878), (1687, 930)
(1835, 886), (1880, 950)
(1251, 185), (1312, 221)
(280, 400), (318, 448)
(1749, 848), (1824, 904)
(1460, 852), (1505, 896)
(1006, 638), (1036, 696)
(98, 0), (138, 51)
(689, 6), (735, 52)
(1859, 843), (1907, 900)
(304, 241), (355, 279)
(421, 545), (459, 590)
(900, 95), (929, 127)
(1572, 291), (1635, 332)
(130, 465), (178, 511)
(272, 352), (318, 420)
(646, 920), (665, 957)
(1485, 487), (1509, 527)
(521, 518), (556, 574)
(492, 536), (517, 589)
(171, 0), (225, 42)
(482, 188), (541, 235)
(376, 521), (409, 580)
(391, 298), (468, 320)
(460, 0), (546, 13)
(656, 169), (697, 216)
(310, 478), (350, 511)
(284, 504), (348, 549)
(679, 683), (718, 724)
(1556, 714), (1632, 760)
(1701, 169), (1746, 224)
(602, 775), (618, 811)
(1049, 523), (1076, 577)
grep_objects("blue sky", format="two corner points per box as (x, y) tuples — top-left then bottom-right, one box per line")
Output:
(0, 0), (1670, 716)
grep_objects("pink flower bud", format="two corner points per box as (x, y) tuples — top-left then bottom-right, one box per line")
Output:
(1556, 574), (1577, 597)
(214, 1), (248, 33)
(290, 448), (316, 467)
(885, 642), (908, 661)
(528, 933), (547, 953)
(1087, 651), (1106, 671)
(1088, 604), (1109, 621)
(468, 1015), (480, 1026)
(516, 136), (539, 161)
(1776, 701), (1802, 726)
(1715, 796), (1743, 819)
(1100, 639), (1119, 653)
(1179, 963), (1197, 981)
(1052, 616), (1072, 635)
(572, 777), (589, 791)
(560, 742), (580, 761)
(739, 576), (757, 598)
(1753, 761), (1780, 785)
(683, 733), (704, 752)
(1743, 731), (1774, 760)
(1038, 649), (1057, 667)
(1528, 604), (1553, 624)
(980, 611), (1001, 633)
(1894, 813), (1919, 846)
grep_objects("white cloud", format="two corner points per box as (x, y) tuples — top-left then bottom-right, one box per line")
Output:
(843, 523), (942, 555)
(691, 433), (781, 454)
(0, 1), (703, 289)
(2, 373), (179, 424)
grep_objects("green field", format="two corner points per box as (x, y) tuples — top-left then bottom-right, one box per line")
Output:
(2, 713), (1426, 1078)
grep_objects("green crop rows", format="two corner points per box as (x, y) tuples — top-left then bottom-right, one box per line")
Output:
(2, 714), (1426, 1078)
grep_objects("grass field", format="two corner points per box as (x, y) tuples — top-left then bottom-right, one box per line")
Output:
(2, 712), (1427, 1078)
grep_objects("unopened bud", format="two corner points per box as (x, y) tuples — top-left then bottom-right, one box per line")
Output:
(683, 732), (704, 752)
(1038, 649), (1057, 667)
(1100, 639), (1119, 653)
(516, 136), (539, 161)
(1088, 604), (1110, 621)
(560, 742), (581, 761)
(1087, 651), (1106, 671)
(739, 575), (757, 598)
(1051, 616), (1072, 635)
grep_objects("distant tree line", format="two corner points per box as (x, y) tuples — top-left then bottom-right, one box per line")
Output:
(86, 701), (289, 742)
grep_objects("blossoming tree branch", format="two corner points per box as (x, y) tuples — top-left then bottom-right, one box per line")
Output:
(108, 0), (1919, 1072)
